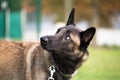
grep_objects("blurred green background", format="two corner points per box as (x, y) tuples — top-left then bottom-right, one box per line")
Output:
(72, 47), (120, 80)
(0, 0), (120, 80)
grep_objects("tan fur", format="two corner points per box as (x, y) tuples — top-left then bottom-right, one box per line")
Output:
(70, 33), (81, 56)
(0, 40), (48, 80)
(70, 33), (80, 46)
(26, 44), (39, 80)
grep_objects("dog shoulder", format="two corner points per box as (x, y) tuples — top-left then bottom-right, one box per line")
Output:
(22, 41), (48, 80)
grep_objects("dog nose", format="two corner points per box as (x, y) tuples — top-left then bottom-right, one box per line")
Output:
(40, 36), (49, 43)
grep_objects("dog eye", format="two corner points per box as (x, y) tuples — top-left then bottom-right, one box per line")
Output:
(65, 35), (71, 40)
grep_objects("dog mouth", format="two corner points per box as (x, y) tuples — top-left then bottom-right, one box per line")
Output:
(40, 40), (55, 52)
(40, 39), (51, 51)
(40, 36), (49, 49)
(40, 36), (57, 52)
(40, 40), (47, 49)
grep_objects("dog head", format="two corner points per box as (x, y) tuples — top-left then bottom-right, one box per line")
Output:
(40, 8), (96, 60)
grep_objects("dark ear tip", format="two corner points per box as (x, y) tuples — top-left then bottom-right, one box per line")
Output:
(71, 8), (75, 15)
(88, 27), (96, 33)
(72, 8), (75, 12)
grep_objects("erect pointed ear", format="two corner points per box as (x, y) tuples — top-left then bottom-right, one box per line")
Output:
(80, 27), (96, 46)
(66, 8), (75, 26)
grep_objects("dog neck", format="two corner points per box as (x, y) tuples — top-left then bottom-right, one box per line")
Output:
(51, 51), (86, 79)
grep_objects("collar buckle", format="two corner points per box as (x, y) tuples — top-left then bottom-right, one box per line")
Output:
(48, 65), (56, 80)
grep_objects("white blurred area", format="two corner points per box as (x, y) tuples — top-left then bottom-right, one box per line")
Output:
(96, 28), (120, 46)
(22, 16), (120, 46)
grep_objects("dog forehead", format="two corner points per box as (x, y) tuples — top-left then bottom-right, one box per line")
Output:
(60, 25), (82, 33)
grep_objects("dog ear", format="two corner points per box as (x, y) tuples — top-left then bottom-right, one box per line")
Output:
(66, 8), (75, 26)
(80, 27), (96, 46)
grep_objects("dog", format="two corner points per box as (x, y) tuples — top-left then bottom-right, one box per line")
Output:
(0, 8), (96, 80)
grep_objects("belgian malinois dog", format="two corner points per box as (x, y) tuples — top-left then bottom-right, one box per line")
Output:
(0, 8), (95, 80)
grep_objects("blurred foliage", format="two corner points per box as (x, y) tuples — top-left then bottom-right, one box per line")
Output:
(0, 1), (2, 10)
(22, 0), (42, 12)
(42, 0), (120, 27)
(8, 0), (22, 11)
(42, 0), (64, 21)
(0, 0), (22, 11)
(0, 0), (119, 27)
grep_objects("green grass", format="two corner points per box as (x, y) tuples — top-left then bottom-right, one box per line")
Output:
(71, 47), (120, 80)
